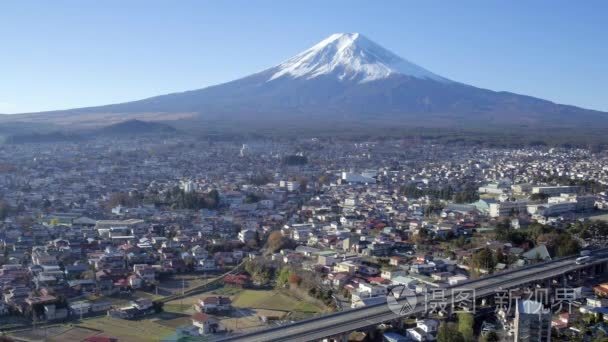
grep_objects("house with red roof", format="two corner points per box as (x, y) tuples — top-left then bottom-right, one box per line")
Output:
(223, 274), (251, 288)
(191, 312), (219, 335)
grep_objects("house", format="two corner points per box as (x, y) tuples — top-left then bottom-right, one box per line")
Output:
(91, 301), (112, 313)
(128, 275), (143, 289)
(64, 264), (88, 279)
(44, 304), (68, 321)
(198, 296), (232, 313)
(198, 258), (217, 271)
(334, 261), (357, 274)
(191, 312), (220, 335)
(223, 274), (251, 288)
(238, 229), (257, 243)
(317, 254), (336, 266)
(594, 284), (608, 297)
(448, 274), (468, 286)
(351, 295), (386, 308)
(70, 301), (92, 316)
(522, 245), (551, 262)
(406, 319), (439, 341)
(108, 298), (154, 319)
(292, 227), (311, 242)
(587, 298), (608, 308)
(383, 332), (408, 342)
(134, 265), (156, 282)
(329, 272), (351, 288)
(357, 282), (388, 297)
(133, 298), (153, 311)
(68, 279), (97, 294)
(191, 245), (208, 260)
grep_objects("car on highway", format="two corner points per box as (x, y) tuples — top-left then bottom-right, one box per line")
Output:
(576, 256), (593, 264)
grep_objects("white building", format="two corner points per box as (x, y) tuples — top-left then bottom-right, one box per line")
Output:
(531, 194), (596, 216)
(180, 180), (197, 193)
(406, 319), (439, 341)
(341, 172), (376, 184)
(532, 185), (579, 196)
(489, 200), (528, 217)
(286, 181), (300, 192)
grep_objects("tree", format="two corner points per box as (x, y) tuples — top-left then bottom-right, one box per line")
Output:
(298, 178), (308, 192)
(283, 155), (308, 166)
(555, 235), (581, 257)
(169, 188), (220, 210)
(438, 322), (465, 342)
(318, 174), (331, 185)
(412, 227), (429, 245)
(457, 313), (475, 342)
(480, 331), (499, 342)
(471, 248), (496, 273)
(276, 267), (291, 287)
(107, 192), (136, 208)
(288, 273), (302, 286)
(266, 231), (284, 253)
(265, 231), (295, 254)
(0, 201), (12, 220)
(495, 248), (507, 265)
(249, 173), (273, 186)
(244, 193), (261, 203)
(530, 193), (550, 201)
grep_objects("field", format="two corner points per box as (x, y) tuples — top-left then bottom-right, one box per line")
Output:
(76, 316), (176, 342)
(162, 286), (326, 333)
(232, 289), (322, 314)
(7, 285), (327, 340)
(164, 287), (325, 316)
(48, 326), (107, 342)
(8, 316), (176, 342)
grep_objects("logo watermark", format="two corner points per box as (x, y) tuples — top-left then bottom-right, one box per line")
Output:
(386, 287), (577, 316)
(387, 284), (419, 315)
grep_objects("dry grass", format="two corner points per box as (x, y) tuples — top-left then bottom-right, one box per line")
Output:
(76, 316), (174, 342)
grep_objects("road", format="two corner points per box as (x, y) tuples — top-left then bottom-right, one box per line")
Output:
(217, 250), (608, 342)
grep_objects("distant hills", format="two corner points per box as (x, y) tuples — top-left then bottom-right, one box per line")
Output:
(1, 33), (606, 142)
(3, 120), (176, 144)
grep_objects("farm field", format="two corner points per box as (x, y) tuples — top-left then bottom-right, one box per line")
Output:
(76, 316), (175, 342)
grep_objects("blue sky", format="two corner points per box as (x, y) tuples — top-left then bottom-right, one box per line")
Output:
(1, 0), (607, 113)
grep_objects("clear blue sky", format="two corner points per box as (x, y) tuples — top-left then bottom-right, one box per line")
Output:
(1, 0), (607, 114)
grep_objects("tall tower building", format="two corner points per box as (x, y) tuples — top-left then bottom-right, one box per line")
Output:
(514, 300), (551, 342)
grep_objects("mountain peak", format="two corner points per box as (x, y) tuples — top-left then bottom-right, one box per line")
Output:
(268, 33), (450, 83)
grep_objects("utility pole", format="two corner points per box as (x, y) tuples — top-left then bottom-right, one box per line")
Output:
(181, 278), (185, 311)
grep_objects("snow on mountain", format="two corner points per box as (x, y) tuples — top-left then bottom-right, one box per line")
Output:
(268, 33), (450, 83)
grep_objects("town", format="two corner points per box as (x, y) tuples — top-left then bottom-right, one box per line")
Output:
(1, 137), (608, 342)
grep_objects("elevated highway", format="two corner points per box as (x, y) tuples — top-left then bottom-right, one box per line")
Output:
(218, 249), (608, 342)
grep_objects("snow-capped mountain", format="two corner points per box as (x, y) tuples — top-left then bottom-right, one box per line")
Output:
(268, 33), (449, 83)
(4, 33), (606, 131)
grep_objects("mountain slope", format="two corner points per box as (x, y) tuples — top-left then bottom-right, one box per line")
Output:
(2, 33), (606, 131)
(95, 119), (177, 136)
